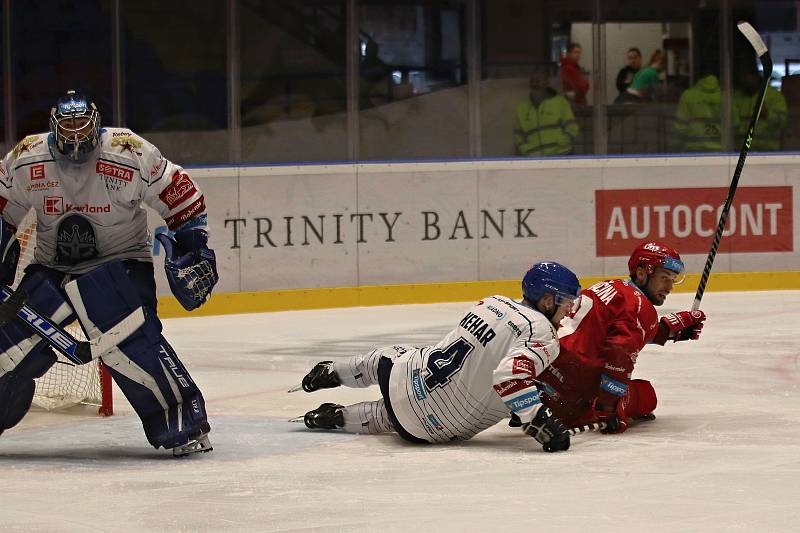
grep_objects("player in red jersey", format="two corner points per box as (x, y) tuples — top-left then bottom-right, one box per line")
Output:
(535, 241), (707, 433)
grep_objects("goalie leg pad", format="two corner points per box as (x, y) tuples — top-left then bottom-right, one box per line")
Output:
(0, 371), (36, 432)
(66, 261), (210, 449)
(0, 269), (74, 377)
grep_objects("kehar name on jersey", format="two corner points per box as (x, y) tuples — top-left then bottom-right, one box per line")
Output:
(458, 312), (497, 347)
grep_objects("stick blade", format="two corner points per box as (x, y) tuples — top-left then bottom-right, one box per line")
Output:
(737, 21), (768, 57)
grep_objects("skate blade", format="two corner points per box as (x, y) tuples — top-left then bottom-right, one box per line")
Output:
(288, 415), (305, 423)
(172, 434), (213, 457)
(287, 383), (304, 393)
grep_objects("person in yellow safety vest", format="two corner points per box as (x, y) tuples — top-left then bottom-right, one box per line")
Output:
(514, 69), (579, 157)
(673, 74), (722, 152)
(733, 69), (788, 151)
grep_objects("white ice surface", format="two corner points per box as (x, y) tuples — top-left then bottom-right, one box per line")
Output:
(1, 291), (799, 532)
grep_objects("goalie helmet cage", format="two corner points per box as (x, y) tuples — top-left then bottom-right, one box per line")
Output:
(13, 209), (113, 416)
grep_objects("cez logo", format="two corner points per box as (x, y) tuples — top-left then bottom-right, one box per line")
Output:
(30, 163), (45, 180)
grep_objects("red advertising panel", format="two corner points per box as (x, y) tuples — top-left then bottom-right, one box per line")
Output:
(596, 187), (793, 256)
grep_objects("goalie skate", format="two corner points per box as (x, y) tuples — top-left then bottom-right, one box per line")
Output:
(172, 433), (213, 457)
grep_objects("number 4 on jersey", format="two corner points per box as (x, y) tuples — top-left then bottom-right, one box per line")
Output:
(423, 337), (475, 390)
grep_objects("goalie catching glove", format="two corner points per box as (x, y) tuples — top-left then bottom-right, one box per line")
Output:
(652, 310), (706, 345)
(156, 228), (219, 311)
(522, 405), (570, 452)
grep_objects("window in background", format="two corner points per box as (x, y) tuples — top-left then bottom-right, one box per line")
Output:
(480, 0), (593, 158)
(601, 2), (697, 155)
(121, 0), (228, 164)
(359, 0), (469, 160)
(750, 1), (796, 152)
(11, 0), (114, 141)
(239, 0), (347, 163)
(0, 0), (5, 155)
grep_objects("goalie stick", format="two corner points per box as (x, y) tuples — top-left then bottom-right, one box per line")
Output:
(692, 21), (772, 311)
(0, 285), (145, 365)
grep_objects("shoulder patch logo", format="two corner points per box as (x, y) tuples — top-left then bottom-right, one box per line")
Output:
(111, 134), (143, 155)
(30, 163), (45, 180)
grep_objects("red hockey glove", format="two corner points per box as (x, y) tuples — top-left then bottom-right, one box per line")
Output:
(592, 398), (630, 434)
(652, 310), (706, 345)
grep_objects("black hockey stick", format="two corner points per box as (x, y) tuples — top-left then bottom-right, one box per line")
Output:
(692, 21), (772, 311)
(0, 284), (144, 365)
(568, 421), (606, 436)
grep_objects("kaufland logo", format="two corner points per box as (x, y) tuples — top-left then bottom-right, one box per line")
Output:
(44, 196), (110, 215)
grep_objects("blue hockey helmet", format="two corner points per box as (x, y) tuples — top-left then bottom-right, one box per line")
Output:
(49, 90), (101, 162)
(522, 261), (581, 306)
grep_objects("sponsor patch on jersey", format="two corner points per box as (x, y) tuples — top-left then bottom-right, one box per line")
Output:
(44, 196), (64, 215)
(44, 196), (110, 216)
(149, 157), (166, 178)
(486, 305), (506, 320)
(159, 172), (197, 209)
(411, 369), (427, 401)
(426, 414), (444, 431)
(511, 356), (535, 376)
(29, 163), (45, 180)
(493, 378), (536, 397)
(11, 136), (42, 160)
(505, 320), (523, 337)
(165, 196), (205, 230)
(111, 134), (143, 155)
(503, 390), (541, 412)
(26, 180), (59, 193)
(96, 161), (134, 182)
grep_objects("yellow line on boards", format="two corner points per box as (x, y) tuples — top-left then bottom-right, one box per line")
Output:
(157, 271), (800, 318)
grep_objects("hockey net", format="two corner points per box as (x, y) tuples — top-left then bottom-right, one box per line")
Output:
(12, 209), (113, 415)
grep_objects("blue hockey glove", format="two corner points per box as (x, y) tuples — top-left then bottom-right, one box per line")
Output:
(155, 229), (218, 311)
(522, 405), (570, 452)
(0, 218), (20, 287)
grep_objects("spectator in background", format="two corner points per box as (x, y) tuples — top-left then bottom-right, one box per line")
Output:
(560, 43), (589, 106)
(733, 68), (788, 151)
(615, 47), (642, 103)
(514, 68), (578, 157)
(673, 72), (722, 152)
(625, 49), (665, 103)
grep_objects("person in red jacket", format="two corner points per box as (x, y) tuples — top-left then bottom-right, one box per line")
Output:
(559, 43), (590, 106)
(536, 241), (707, 433)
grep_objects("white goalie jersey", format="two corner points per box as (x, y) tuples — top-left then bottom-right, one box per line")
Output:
(387, 295), (560, 443)
(0, 128), (206, 274)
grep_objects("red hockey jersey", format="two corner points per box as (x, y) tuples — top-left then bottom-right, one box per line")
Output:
(538, 278), (659, 423)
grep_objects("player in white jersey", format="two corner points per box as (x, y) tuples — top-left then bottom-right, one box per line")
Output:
(0, 90), (218, 456)
(293, 262), (581, 452)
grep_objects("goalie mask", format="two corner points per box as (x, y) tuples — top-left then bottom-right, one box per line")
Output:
(49, 90), (101, 163)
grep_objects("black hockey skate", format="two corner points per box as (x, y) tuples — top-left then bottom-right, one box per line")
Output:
(300, 361), (341, 392)
(303, 403), (345, 430)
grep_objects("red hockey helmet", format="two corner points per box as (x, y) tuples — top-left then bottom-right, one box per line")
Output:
(628, 241), (685, 284)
